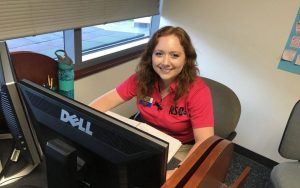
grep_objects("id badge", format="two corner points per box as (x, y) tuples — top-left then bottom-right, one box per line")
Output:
(139, 96), (153, 107)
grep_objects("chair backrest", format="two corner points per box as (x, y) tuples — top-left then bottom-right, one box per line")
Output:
(10, 51), (58, 87)
(0, 51), (58, 133)
(202, 77), (241, 140)
(163, 136), (250, 188)
(184, 139), (234, 188)
(278, 100), (300, 160)
(162, 136), (223, 188)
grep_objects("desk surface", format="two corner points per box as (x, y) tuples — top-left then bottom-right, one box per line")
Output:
(0, 138), (179, 188)
(1, 136), (247, 188)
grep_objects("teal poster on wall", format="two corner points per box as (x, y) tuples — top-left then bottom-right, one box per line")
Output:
(278, 8), (300, 75)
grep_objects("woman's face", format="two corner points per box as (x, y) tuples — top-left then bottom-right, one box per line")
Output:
(152, 34), (186, 85)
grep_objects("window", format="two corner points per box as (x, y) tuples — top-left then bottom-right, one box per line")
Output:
(6, 32), (64, 59)
(82, 17), (151, 55)
(6, 16), (159, 79)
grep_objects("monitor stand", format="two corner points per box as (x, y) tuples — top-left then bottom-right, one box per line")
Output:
(0, 145), (38, 186)
(45, 138), (78, 188)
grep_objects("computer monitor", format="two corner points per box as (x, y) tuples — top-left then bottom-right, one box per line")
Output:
(18, 79), (168, 187)
(0, 41), (42, 186)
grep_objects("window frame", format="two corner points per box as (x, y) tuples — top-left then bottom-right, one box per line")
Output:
(68, 15), (160, 80)
(75, 44), (145, 79)
(6, 15), (160, 80)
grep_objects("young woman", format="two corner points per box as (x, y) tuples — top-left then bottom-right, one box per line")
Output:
(90, 26), (214, 172)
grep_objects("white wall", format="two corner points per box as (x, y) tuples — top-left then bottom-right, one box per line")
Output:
(161, 0), (300, 162)
(75, 59), (138, 117)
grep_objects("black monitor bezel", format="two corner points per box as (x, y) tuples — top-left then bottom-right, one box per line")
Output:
(18, 79), (168, 187)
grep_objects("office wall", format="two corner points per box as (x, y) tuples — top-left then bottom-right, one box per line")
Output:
(75, 59), (138, 117)
(160, 0), (300, 162)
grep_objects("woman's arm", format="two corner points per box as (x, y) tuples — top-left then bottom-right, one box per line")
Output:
(177, 127), (214, 166)
(166, 127), (214, 179)
(89, 89), (125, 112)
(185, 127), (214, 160)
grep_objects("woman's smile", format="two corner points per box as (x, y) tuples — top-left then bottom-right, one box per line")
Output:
(158, 64), (173, 73)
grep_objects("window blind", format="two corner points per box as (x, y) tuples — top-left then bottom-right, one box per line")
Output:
(0, 0), (159, 41)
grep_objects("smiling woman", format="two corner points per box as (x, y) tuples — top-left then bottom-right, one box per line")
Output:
(89, 26), (214, 174)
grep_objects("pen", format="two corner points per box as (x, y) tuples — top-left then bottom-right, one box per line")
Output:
(47, 75), (50, 88)
(50, 78), (53, 89)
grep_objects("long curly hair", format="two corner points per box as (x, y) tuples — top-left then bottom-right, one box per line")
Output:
(136, 26), (199, 103)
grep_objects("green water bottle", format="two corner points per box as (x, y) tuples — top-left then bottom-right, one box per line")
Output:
(55, 50), (74, 99)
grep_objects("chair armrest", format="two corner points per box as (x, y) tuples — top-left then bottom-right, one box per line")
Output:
(226, 131), (237, 141)
(229, 166), (251, 188)
(162, 136), (223, 188)
(184, 139), (234, 188)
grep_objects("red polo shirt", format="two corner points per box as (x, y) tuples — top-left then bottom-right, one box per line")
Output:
(116, 74), (214, 143)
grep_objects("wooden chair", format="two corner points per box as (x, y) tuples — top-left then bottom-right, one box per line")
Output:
(1, 51), (58, 135)
(162, 136), (223, 188)
(162, 136), (250, 188)
(185, 139), (250, 188)
(10, 51), (58, 88)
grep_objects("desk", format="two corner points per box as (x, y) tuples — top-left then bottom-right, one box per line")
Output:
(1, 136), (250, 188)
